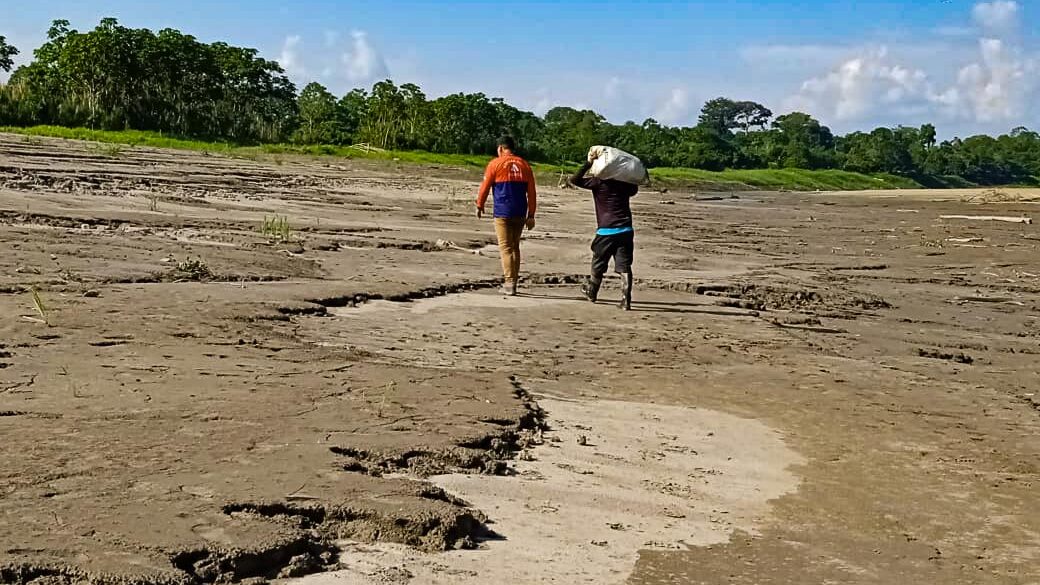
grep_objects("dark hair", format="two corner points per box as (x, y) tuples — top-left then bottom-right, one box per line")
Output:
(496, 136), (516, 151)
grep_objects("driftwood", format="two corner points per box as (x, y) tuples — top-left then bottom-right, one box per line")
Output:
(944, 214), (1031, 222)
(348, 143), (386, 153)
(954, 296), (1012, 302)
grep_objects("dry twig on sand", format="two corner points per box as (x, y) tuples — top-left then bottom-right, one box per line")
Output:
(939, 215), (1033, 225)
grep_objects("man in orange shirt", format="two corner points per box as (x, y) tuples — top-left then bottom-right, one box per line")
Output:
(476, 136), (537, 296)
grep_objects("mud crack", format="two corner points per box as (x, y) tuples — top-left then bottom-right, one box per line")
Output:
(306, 280), (503, 309)
(331, 376), (547, 478)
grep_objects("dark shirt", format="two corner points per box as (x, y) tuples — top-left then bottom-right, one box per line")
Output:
(570, 161), (639, 230)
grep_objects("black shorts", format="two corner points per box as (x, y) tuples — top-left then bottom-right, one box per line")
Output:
(591, 231), (634, 275)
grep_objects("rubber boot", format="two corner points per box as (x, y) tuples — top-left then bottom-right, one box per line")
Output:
(618, 271), (633, 311)
(581, 276), (602, 303)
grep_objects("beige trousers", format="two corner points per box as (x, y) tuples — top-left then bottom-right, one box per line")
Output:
(494, 218), (526, 284)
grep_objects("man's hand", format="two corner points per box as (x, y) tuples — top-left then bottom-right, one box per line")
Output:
(475, 206), (484, 219)
(525, 217), (536, 230)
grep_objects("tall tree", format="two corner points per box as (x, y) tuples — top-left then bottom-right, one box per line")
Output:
(733, 101), (773, 133)
(335, 88), (368, 145)
(697, 97), (740, 133)
(774, 112), (834, 169)
(399, 82), (429, 149)
(293, 82), (338, 144)
(0, 36), (18, 73)
(358, 80), (406, 149)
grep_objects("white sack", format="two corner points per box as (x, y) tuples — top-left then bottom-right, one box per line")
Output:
(587, 145), (649, 185)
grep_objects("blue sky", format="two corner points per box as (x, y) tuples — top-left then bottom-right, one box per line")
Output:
(2, 1), (1038, 137)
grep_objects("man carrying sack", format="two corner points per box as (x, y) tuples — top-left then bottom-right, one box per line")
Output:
(476, 136), (537, 296)
(569, 146), (646, 311)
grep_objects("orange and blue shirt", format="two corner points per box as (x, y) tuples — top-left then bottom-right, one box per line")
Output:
(476, 154), (537, 219)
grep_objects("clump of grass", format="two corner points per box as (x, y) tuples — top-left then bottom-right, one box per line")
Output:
(147, 194), (160, 212)
(175, 257), (212, 280)
(30, 287), (49, 325)
(97, 143), (126, 157)
(0, 125), (234, 154)
(648, 167), (923, 192)
(260, 216), (292, 240)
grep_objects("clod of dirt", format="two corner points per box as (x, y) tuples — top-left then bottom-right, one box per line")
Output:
(329, 378), (546, 478)
(171, 533), (334, 584)
(916, 348), (974, 365)
(695, 283), (890, 316)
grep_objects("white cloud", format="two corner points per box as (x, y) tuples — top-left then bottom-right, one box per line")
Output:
(277, 35), (307, 78)
(599, 76), (651, 122)
(342, 31), (388, 83)
(947, 38), (1037, 122)
(654, 88), (691, 125)
(790, 47), (931, 120)
(525, 88), (553, 115)
(274, 30), (390, 92)
(972, 0), (1020, 32)
(781, 0), (1037, 132)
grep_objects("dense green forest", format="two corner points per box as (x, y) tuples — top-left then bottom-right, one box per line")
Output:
(2, 18), (1039, 186)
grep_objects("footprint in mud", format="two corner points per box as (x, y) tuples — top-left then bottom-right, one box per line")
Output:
(292, 397), (803, 584)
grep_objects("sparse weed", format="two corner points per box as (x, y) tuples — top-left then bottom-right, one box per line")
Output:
(260, 215), (292, 240)
(443, 187), (459, 211)
(91, 142), (127, 158)
(147, 194), (160, 212)
(377, 380), (396, 418)
(29, 287), (49, 325)
(175, 257), (212, 280)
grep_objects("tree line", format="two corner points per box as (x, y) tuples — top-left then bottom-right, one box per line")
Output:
(2, 19), (1039, 186)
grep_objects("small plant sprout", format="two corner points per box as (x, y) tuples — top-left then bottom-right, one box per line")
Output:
(30, 287), (49, 325)
(260, 216), (292, 240)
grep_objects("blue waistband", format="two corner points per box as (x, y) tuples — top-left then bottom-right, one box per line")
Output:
(596, 226), (634, 236)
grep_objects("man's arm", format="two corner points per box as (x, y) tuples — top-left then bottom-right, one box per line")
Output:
(525, 163), (537, 218)
(475, 160), (496, 215)
(569, 161), (595, 189)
